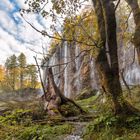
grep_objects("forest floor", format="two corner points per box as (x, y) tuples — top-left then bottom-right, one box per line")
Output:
(0, 86), (140, 140)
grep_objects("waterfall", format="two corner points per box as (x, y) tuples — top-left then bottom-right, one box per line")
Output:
(125, 63), (140, 85)
(123, 45), (140, 85)
(64, 42), (70, 97)
(90, 57), (99, 89)
(49, 53), (60, 86)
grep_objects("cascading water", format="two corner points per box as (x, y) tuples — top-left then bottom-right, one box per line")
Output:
(125, 63), (140, 85)
(49, 53), (60, 86)
(123, 45), (140, 85)
(90, 57), (99, 89)
(64, 42), (70, 97)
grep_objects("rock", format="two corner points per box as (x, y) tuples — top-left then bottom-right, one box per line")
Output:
(76, 87), (97, 100)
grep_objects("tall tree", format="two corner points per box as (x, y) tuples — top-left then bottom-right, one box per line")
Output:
(92, 0), (138, 114)
(5, 55), (18, 91)
(27, 65), (38, 89)
(18, 53), (27, 90)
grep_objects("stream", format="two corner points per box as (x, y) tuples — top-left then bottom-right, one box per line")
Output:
(64, 122), (87, 140)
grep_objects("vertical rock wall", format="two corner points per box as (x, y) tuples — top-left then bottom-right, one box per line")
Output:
(42, 42), (140, 98)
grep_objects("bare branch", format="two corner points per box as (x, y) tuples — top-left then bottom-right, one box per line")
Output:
(21, 14), (98, 47)
(115, 0), (121, 11)
(34, 56), (46, 99)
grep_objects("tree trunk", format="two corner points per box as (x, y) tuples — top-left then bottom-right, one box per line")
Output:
(92, 0), (138, 114)
(44, 68), (84, 116)
(125, 0), (140, 64)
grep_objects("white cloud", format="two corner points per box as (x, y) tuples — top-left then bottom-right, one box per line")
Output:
(0, 0), (14, 11)
(0, 0), (52, 65)
(15, 0), (29, 9)
(0, 10), (17, 34)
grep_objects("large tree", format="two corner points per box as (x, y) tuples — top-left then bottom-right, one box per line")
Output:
(91, 0), (139, 114)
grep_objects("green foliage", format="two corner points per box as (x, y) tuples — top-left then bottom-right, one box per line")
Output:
(4, 54), (18, 91)
(26, 65), (38, 89)
(0, 109), (32, 126)
(17, 124), (73, 140)
(83, 113), (140, 140)
(76, 95), (99, 112)
(18, 53), (27, 89)
(60, 102), (81, 117)
(0, 114), (73, 140)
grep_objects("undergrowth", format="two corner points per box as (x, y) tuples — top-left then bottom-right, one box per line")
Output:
(83, 113), (140, 140)
(0, 109), (73, 140)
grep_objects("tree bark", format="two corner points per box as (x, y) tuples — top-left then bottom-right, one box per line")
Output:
(92, 0), (138, 114)
(125, 0), (140, 64)
(44, 67), (84, 116)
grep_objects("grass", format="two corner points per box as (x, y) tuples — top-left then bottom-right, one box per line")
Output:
(1, 86), (140, 140)
(76, 95), (99, 112)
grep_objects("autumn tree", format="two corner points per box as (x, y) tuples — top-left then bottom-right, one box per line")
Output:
(0, 65), (5, 82)
(5, 55), (18, 91)
(27, 65), (38, 89)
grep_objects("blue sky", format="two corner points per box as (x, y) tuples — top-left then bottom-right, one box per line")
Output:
(0, 0), (92, 65)
(0, 0), (50, 64)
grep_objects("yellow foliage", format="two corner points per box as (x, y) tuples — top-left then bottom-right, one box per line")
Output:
(0, 65), (5, 81)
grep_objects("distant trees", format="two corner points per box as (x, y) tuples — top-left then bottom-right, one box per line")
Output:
(5, 55), (18, 91)
(0, 53), (39, 92)
(26, 65), (38, 89)
(0, 65), (4, 81)
(18, 53), (27, 90)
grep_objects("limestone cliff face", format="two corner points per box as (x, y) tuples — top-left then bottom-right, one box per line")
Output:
(42, 42), (99, 98)
(42, 42), (140, 98)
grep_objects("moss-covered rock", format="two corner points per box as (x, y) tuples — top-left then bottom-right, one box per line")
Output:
(60, 102), (81, 117)
(76, 87), (97, 100)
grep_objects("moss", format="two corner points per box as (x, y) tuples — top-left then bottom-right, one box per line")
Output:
(60, 102), (81, 117)
(76, 87), (97, 100)
(0, 107), (73, 140)
(76, 95), (99, 112)
(0, 109), (32, 126)
(9, 124), (73, 140)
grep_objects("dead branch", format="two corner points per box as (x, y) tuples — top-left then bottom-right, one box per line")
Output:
(34, 56), (46, 99)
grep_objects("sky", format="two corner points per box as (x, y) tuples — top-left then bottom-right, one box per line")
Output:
(0, 0), (51, 65)
(0, 0), (92, 66)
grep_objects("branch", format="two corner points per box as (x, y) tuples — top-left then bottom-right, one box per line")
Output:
(34, 56), (46, 99)
(21, 14), (98, 47)
(115, 0), (121, 11)
(120, 68), (131, 99)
